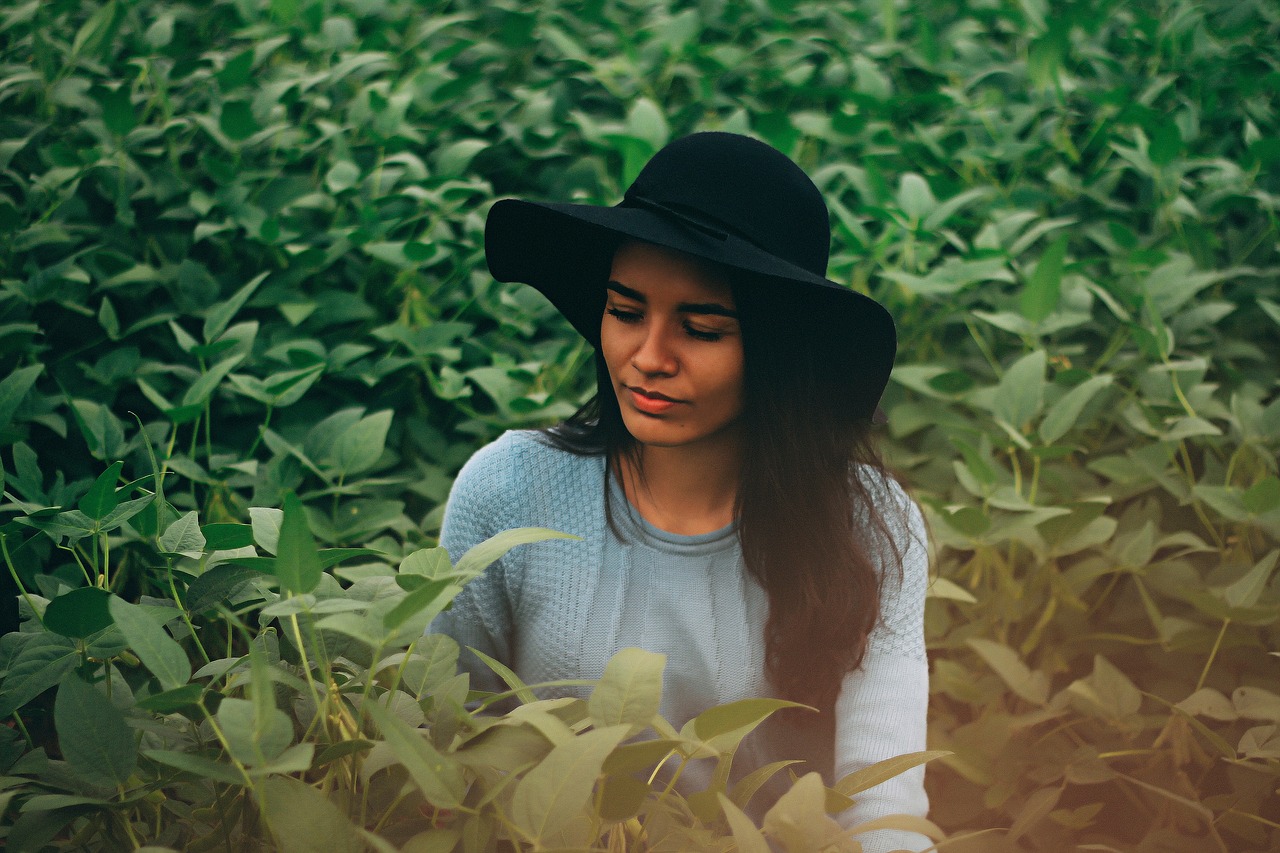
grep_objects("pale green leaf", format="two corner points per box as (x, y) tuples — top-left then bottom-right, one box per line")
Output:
(834, 750), (951, 798)
(967, 639), (1049, 705)
(510, 725), (629, 843)
(588, 647), (666, 734)
(1041, 374), (1113, 444)
(257, 776), (364, 853)
(365, 700), (466, 808)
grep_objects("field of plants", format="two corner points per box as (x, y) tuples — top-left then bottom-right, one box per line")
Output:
(0, 0), (1277, 849)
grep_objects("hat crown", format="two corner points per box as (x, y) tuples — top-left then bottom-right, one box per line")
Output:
(623, 132), (831, 278)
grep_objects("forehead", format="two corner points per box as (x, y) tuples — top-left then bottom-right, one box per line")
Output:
(608, 241), (736, 305)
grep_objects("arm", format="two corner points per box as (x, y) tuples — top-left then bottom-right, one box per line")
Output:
(429, 433), (522, 695)
(834, 481), (932, 853)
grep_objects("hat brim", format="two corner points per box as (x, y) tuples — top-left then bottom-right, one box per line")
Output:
(484, 198), (896, 421)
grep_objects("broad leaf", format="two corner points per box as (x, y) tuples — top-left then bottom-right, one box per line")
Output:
(55, 673), (136, 788)
(275, 492), (321, 594)
(509, 724), (629, 843)
(109, 596), (190, 691)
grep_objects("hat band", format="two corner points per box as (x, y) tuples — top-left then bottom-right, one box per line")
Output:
(621, 195), (733, 243)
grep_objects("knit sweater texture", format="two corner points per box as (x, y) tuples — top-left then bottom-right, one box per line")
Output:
(431, 430), (931, 853)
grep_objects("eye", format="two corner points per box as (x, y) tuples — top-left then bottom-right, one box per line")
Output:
(684, 324), (724, 342)
(606, 307), (643, 324)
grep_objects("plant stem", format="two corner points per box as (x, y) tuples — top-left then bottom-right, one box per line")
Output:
(1, 534), (46, 629)
(1195, 619), (1230, 692)
(168, 560), (211, 664)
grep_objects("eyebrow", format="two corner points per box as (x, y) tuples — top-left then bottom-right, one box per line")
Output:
(605, 281), (739, 318)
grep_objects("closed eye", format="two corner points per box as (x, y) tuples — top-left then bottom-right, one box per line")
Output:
(684, 325), (723, 342)
(606, 307), (642, 324)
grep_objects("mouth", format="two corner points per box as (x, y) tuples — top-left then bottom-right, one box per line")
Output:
(624, 385), (684, 415)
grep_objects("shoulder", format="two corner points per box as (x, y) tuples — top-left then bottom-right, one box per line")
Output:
(852, 464), (927, 559)
(447, 430), (605, 524)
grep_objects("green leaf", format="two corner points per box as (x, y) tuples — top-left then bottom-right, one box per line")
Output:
(469, 646), (538, 705)
(992, 350), (1047, 432)
(97, 85), (135, 136)
(0, 365), (42, 434)
(256, 777), (364, 853)
(761, 772), (846, 852)
(159, 510), (206, 558)
(834, 750), (950, 798)
(688, 698), (807, 752)
(44, 587), (114, 640)
(220, 101), (260, 141)
(217, 697), (293, 765)
(509, 724), (629, 843)
(55, 673), (136, 788)
(967, 639), (1049, 705)
(1009, 786), (1062, 842)
(598, 775), (650, 822)
(453, 527), (579, 579)
(144, 749), (246, 785)
(1040, 374), (1113, 444)
(587, 647), (666, 734)
(184, 564), (263, 612)
(399, 547), (453, 579)
(70, 0), (120, 59)
(1222, 550), (1278, 609)
(136, 684), (204, 713)
(108, 596), (190, 691)
(433, 139), (488, 177)
(276, 493), (321, 594)
(1020, 235), (1068, 322)
(382, 578), (457, 631)
(718, 793), (770, 853)
(1243, 478), (1280, 515)
(180, 354), (244, 407)
(365, 701), (466, 808)
(204, 271), (268, 344)
(250, 507), (283, 555)
(77, 461), (123, 520)
(897, 173), (936, 221)
(0, 634), (79, 717)
(201, 523), (256, 550)
(332, 409), (392, 477)
(325, 161), (361, 193)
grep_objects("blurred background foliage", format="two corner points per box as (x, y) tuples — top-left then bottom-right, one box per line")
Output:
(1, 0), (1278, 849)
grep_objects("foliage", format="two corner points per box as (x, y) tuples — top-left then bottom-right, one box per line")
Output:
(0, 0), (1278, 850)
(0, 464), (943, 850)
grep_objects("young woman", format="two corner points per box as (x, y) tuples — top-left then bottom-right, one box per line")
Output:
(432, 132), (931, 852)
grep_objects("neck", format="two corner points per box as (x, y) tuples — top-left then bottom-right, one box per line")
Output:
(615, 430), (743, 535)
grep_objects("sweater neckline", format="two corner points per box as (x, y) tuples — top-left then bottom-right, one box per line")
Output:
(608, 472), (739, 554)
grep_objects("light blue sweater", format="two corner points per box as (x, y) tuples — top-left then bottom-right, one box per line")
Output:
(432, 430), (931, 852)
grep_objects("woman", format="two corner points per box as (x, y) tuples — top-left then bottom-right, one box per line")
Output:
(432, 132), (931, 852)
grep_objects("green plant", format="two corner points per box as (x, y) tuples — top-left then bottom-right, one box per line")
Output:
(0, 452), (941, 851)
(2, 0), (1278, 848)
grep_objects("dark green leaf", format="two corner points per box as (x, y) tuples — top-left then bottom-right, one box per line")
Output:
(77, 461), (123, 520)
(55, 674), (136, 788)
(0, 365), (41, 433)
(44, 587), (114, 640)
(202, 523), (256, 550)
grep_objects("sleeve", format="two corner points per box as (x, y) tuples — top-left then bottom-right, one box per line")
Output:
(833, 478), (933, 853)
(428, 432), (523, 695)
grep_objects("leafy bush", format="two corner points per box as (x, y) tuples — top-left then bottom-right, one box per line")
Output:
(1, 0), (1278, 849)
(0, 462), (939, 850)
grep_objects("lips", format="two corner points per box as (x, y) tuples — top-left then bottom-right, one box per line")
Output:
(624, 386), (683, 415)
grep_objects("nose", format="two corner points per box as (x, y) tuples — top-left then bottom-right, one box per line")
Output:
(631, 323), (678, 376)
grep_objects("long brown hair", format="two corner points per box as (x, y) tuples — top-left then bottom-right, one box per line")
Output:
(542, 267), (906, 715)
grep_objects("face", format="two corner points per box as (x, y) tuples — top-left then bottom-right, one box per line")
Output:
(600, 241), (745, 451)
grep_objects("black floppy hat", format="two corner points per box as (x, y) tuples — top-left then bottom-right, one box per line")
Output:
(484, 131), (896, 422)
